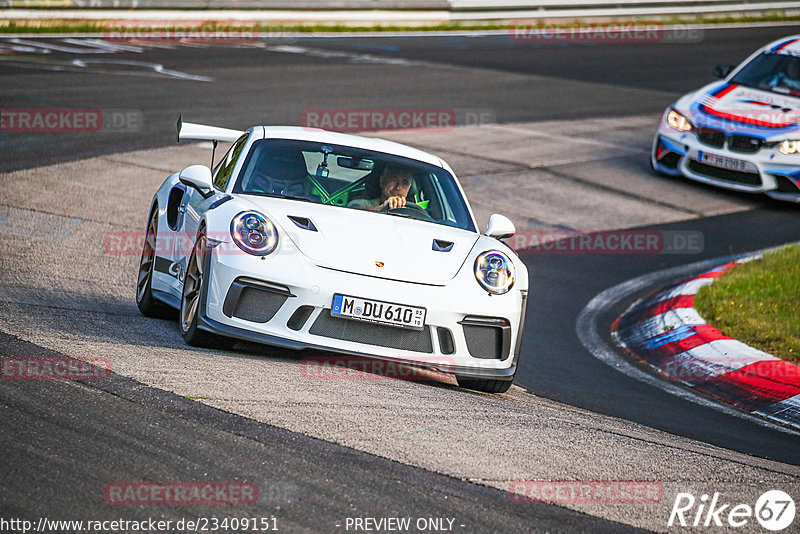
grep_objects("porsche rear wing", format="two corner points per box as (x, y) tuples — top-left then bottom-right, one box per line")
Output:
(176, 115), (244, 143)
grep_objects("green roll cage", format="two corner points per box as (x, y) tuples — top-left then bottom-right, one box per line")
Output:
(306, 174), (429, 209)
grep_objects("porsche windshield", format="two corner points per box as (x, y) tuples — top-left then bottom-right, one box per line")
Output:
(232, 139), (476, 232)
(730, 52), (800, 96)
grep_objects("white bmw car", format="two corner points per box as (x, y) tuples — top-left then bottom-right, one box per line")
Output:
(136, 118), (528, 393)
(652, 35), (800, 201)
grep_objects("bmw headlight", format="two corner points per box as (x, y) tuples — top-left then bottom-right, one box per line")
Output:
(779, 140), (800, 154)
(666, 109), (694, 132)
(474, 251), (515, 295)
(231, 211), (278, 255)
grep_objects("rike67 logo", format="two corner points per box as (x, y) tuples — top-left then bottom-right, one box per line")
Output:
(668, 490), (795, 531)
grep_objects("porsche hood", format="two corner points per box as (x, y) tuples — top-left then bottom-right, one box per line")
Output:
(242, 196), (480, 285)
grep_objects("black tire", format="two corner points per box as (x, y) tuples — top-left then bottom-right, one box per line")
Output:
(179, 228), (235, 350)
(136, 208), (175, 319)
(456, 376), (514, 394)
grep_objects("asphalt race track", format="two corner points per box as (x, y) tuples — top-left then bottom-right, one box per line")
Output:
(1, 332), (632, 533)
(2, 25), (794, 174)
(2, 24), (800, 532)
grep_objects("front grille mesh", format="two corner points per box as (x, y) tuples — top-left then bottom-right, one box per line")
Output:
(231, 287), (287, 323)
(310, 310), (433, 353)
(463, 324), (503, 359)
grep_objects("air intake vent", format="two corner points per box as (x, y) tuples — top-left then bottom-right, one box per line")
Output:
(688, 160), (761, 186)
(774, 175), (800, 193)
(223, 278), (292, 324)
(432, 239), (454, 252)
(437, 327), (455, 355)
(310, 311), (433, 353)
(287, 305), (315, 331)
(459, 316), (512, 360)
(229, 287), (287, 323)
(287, 215), (318, 232)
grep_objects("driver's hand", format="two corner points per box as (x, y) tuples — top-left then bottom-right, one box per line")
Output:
(383, 196), (407, 210)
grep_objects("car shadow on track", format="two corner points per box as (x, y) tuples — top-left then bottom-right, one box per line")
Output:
(2, 286), (461, 390)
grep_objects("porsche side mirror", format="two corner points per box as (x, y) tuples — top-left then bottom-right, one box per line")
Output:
(713, 64), (733, 79)
(485, 214), (515, 239)
(179, 165), (214, 196)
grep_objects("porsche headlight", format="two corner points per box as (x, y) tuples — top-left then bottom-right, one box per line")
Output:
(779, 140), (800, 154)
(666, 109), (694, 132)
(231, 211), (278, 255)
(474, 251), (515, 295)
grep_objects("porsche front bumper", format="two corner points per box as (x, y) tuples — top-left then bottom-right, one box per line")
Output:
(196, 243), (528, 381)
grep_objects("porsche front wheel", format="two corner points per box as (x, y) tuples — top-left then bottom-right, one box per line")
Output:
(180, 229), (234, 349)
(136, 208), (174, 319)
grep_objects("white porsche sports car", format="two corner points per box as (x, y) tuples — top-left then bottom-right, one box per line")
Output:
(136, 118), (528, 393)
(652, 35), (800, 201)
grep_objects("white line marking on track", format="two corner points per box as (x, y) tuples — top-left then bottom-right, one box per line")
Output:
(0, 56), (213, 81)
(265, 44), (415, 65)
(8, 38), (115, 54)
(489, 124), (650, 153)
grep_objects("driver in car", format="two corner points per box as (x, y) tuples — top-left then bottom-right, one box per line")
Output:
(767, 59), (800, 91)
(348, 164), (414, 211)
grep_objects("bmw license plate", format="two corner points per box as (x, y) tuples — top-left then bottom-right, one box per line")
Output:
(331, 294), (426, 331)
(698, 151), (747, 171)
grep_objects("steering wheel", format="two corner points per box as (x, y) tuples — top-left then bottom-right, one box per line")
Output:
(379, 202), (434, 221)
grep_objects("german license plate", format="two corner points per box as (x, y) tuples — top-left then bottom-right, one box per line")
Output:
(698, 151), (747, 171)
(331, 294), (426, 330)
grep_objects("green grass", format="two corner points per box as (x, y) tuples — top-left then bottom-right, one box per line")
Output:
(694, 245), (800, 362)
(2, 12), (800, 34)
